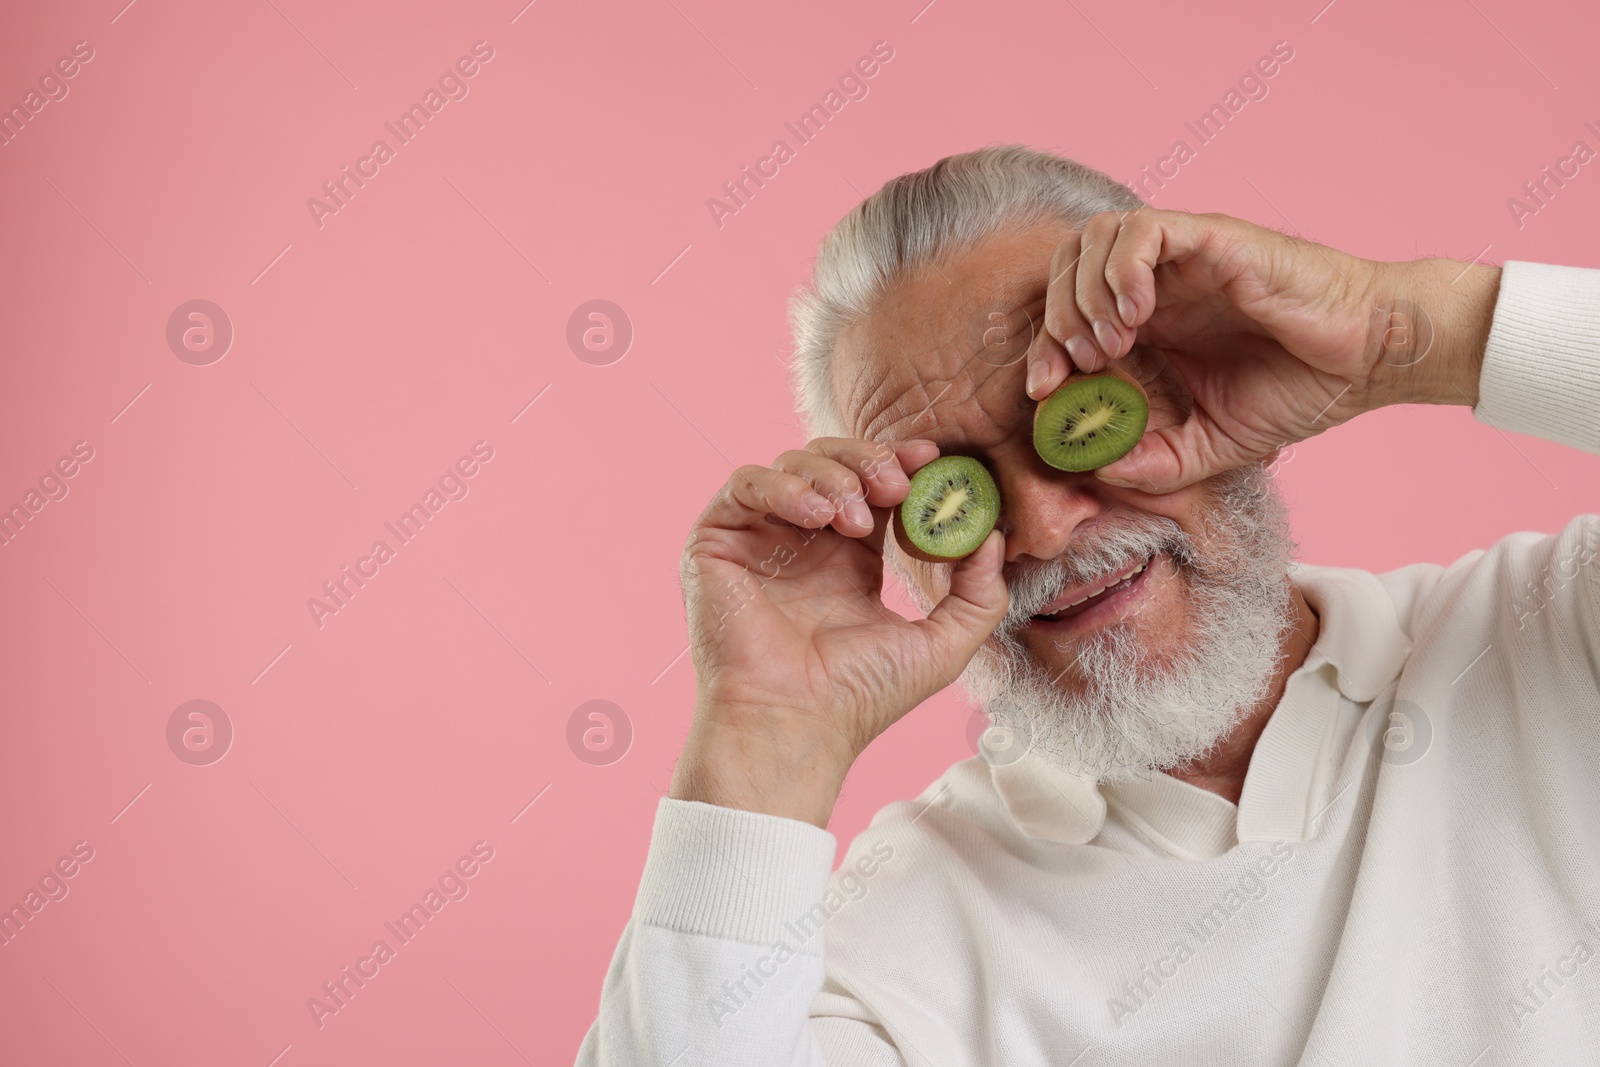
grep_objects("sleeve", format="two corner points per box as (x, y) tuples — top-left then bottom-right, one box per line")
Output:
(1474, 260), (1600, 454)
(1470, 260), (1600, 663)
(573, 798), (908, 1067)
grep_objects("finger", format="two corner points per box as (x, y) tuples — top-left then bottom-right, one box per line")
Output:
(1092, 417), (1227, 495)
(914, 529), (1008, 674)
(1103, 209), (1163, 330)
(773, 450), (880, 535)
(801, 438), (937, 506)
(863, 441), (944, 553)
(1025, 327), (1074, 401)
(890, 438), (941, 474)
(1075, 211), (1135, 362)
(1107, 209), (1241, 327)
(1043, 232), (1103, 375)
(782, 442), (936, 537)
(701, 464), (839, 531)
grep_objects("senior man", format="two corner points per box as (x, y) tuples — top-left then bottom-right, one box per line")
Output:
(576, 146), (1600, 1065)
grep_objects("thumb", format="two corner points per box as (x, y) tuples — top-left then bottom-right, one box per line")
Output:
(1094, 422), (1213, 494)
(918, 530), (1008, 669)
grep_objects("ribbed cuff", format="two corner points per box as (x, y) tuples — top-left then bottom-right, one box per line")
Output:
(1475, 260), (1600, 453)
(633, 798), (837, 952)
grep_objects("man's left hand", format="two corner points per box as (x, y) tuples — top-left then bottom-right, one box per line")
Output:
(1026, 208), (1501, 493)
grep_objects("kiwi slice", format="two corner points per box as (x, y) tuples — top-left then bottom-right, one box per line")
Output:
(893, 456), (1000, 562)
(1033, 373), (1149, 472)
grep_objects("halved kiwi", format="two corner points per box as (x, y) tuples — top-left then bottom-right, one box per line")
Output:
(892, 455), (1000, 562)
(1033, 372), (1149, 472)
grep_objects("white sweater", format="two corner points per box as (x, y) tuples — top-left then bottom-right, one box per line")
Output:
(576, 261), (1600, 1067)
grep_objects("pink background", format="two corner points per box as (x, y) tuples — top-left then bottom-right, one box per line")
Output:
(2, 0), (1597, 1062)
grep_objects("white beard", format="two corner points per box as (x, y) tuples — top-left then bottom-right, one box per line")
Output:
(893, 462), (1298, 782)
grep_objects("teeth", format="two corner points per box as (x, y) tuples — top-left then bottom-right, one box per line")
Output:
(1043, 556), (1153, 616)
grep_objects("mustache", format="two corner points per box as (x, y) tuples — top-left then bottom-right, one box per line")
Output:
(994, 514), (1195, 635)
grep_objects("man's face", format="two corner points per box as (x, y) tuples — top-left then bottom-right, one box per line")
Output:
(834, 221), (1228, 696)
(832, 220), (1297, 777)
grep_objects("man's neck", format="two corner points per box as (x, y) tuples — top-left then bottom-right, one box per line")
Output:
(1166, 586), (1321, 805)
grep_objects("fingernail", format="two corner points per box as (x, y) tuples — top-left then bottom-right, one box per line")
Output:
(899, 438), (937, 450)
(1116, 294), (1137, 328)
(1092, 320), (1120, 357)
(803, 492), (834, 516)
(1025, 359), (1048, 396)
(1064, 336), (1097, 371)
(844, 498), (873, 527)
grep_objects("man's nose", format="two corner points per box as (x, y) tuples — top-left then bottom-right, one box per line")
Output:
(998, 465), (1103, 564)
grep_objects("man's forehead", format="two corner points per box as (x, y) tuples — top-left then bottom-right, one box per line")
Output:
(833, 222), (1064, 445)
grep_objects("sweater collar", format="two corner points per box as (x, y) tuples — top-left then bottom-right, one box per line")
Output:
(987, 563), (1412, 850)
(1289, 562), (1414, 704)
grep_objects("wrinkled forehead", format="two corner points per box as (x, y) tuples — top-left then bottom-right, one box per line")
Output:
(831, 222), (1065, 448)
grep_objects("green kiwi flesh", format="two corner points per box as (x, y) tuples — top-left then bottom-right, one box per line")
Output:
(1033, 375), (1149, 471)
(897, 456), (1000, 561)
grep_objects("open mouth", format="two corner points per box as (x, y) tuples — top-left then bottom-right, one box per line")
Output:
(1028, 553), (1156, 629)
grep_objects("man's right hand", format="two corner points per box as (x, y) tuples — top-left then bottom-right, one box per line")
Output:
(670, 437), (1008, 828)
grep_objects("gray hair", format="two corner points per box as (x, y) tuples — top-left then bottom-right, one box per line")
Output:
(786, 144), (1145, 439)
